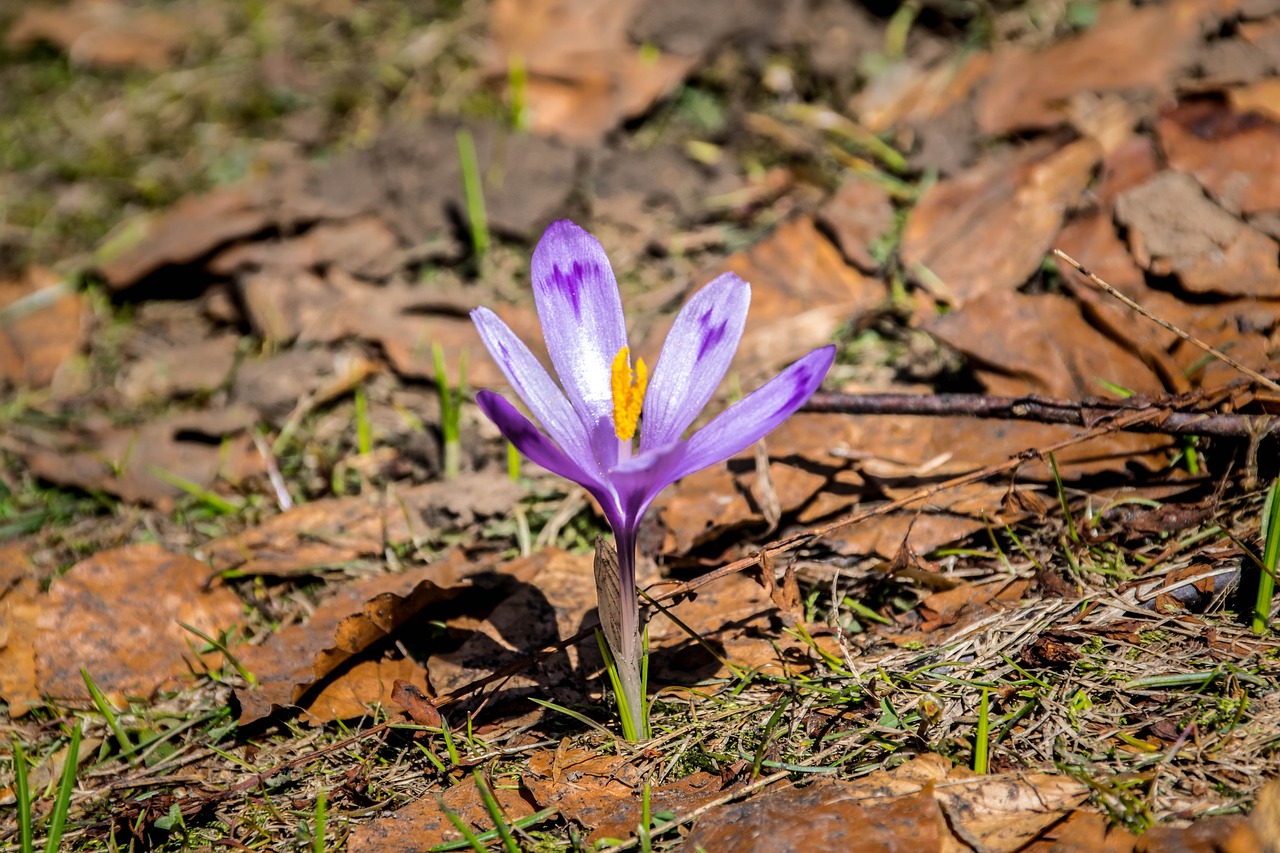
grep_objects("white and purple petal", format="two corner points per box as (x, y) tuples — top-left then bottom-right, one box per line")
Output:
(475, 391), (607, 494)
(530, 221), (628, 438)
(673, 345), (836, 482)
(471, 306), (597, 469)
(641, 273), (750, 452)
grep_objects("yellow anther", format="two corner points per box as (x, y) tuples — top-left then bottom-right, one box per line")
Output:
(610, 346), (647, 441)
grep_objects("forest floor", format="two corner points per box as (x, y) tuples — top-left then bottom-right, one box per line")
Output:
(2, 0), (1280, 850)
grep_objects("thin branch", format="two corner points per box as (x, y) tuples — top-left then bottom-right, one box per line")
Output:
(802, 391), (1279, 439)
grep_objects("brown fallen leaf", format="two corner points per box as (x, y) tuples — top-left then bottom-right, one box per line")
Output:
(347, 772), (535, 852)
(1115, 170), (1280, 297)
(683, 754), (1087, 853)
(975, 0), (1222, 136)
(301, 656), (429, 725)
(1037, 810), (1137, 853)
(391, 678), (441, 727)
(199, 476), (521, 577)
(21, 405), (263, 508)
(817, 176), (896, 272)
(901, 137), (1100, 305)
(209, 215), (402, 280)
(116, 333), (239, 405)
(1157, 99), (1280, 216)
(0, 267), (85, 390)
(7, 0), (195, 72)
(488, 0), (695, 144)
(926, 290), (1167, 399)
(0, 544), (40, 716)
(98, 186), (272, 290)
(712, 216), (885, 383)
(35, 544), (243, 704)
(234, 560), (467, 724)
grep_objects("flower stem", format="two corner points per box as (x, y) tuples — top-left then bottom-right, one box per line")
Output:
(593, 533), (647, 740)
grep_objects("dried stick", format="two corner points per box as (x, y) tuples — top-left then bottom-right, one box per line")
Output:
(802, 390), (1279, 439)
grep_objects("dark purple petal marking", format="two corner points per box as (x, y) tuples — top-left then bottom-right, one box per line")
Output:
(696, 310), (729, 363)
(672, 345), (835, 481)
(530, 221), (627, 431)
(641, 273), (750, 452)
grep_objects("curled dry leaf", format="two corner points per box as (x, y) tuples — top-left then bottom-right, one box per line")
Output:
(7, 0), (195, 72)
(234, 560), (467, 724)
(390, 678), (441, 727)
(35, 544), (243, 704)
(0, 544), (40, 716)
(1157, 99), (1280, 216)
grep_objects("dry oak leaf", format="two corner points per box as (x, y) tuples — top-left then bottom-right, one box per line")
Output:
(1115, 170), (1280, 297)
(1157, 98), (1280, 216)
(199, 476), (521, 577)
(0, 267), (86, 390)
(974, 0), (1228, 136)
(818, 175), (896, 272)
(7, 0), (195, 72)
(427, 549), (600, 704)
(348, 773), (535, 852)
(98, 186), (272, 290)
(524, 744), (724, 843)
(0, 544), (41, 716)
(35, 544), (243, 704)
(234, 560), (467, 724)
(684, 754), (1086, 853)
(487, 0), (695, 144)
(926, 290), (1166, 400)
(20, 405), (262, 508)
(901, 137), (1100, 305)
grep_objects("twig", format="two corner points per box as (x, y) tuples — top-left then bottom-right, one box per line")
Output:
(1053, 249), (1280, 393)
(802, 390), (1279, 439)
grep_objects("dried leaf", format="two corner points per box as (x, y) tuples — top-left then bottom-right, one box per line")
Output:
(1157, 99), (1280, 215)
(0, 545), (40, 716)
(348, 774), (535, 852)
(35, 544), (243, 703)
(7, 0), (195, 71)
(234, 561), (466, 724)
(0, 267), (85, 390)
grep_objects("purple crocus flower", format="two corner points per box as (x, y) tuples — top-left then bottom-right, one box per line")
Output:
(471, 220), (834, 735)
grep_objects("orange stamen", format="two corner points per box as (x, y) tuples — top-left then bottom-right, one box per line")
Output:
(610, 346), (647, 441)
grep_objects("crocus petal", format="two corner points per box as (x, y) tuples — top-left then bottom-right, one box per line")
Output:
(471, 307), (597, 470)
(530, 221), (628, 446)
(475, 390), (607, 494)
(674, 345), (836, 481)
(607, 439), (690, 530)
(641, 273), (750, 452)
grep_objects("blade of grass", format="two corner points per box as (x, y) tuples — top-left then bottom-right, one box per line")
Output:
(13, 738), (33, 853)
(472, 770), (519, 853)
(354, 382), (372, 456)
(44, 722), (82, 853)
(1254, 477), (1280, 633)
(456, 128), (489, 259)
(148, 466), (244, 514)
(1047, 453), (1078, 543)
(974, 688), (990, 773)
(432, 342), (462, 480)
(81, 668), (135, 759)
(313, 789), (326, 853)
(438, 798), (487, 853)
(429, 808), (558, 852)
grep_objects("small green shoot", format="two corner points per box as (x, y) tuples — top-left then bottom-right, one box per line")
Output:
(506, 441), (521, 481)
(313, 788), (327, 853)
(639, 779), (653, 853)
(974, 688), (990, 773)
(13, 738), (33, 853)
(472, 769), (520, 853)
(179, 621), (256, 685)
(456, 128), (489, 259)
(1254, 477), (1280, 634)
(81, 668), (135, 759)
(45, 722), (82, 853)
(354, 381), (373, 456)
(1047, 453), (1078, 544)
(432, 342), (467, 480)
(508, 53), (530, 131)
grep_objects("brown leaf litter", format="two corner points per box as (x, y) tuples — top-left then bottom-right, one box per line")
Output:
(234, 556), (470, 725)
(31, 543), (243, 706)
